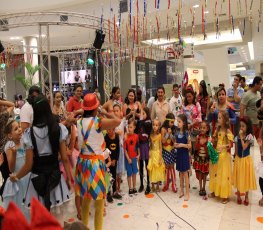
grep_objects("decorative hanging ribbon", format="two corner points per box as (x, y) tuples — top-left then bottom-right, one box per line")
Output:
(229, 0), (231, 24)
(136, 0), (139, 45)
(168, 0), (171, 9)
(157, 0), (160, 9)
(144, 0), (147, 17)
(243, 18), (246, 35)
(156, 16), (160, 40)
(216, 17), (219, 38)
(108, 19), (111, 43)
(114, 15), (117, 43)
(231, 15), (234, 33)
(130, 0), (132, 30)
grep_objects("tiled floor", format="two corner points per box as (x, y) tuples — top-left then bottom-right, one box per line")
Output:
(52, 143), (263, 230)
(1, 144), (263, 230)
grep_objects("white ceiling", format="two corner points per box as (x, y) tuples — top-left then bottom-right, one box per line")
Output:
(0, 0), (263, 64)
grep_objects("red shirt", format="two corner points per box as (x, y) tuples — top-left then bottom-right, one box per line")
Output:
(67, 96), (82, 112)
(124, 133), (139, 159)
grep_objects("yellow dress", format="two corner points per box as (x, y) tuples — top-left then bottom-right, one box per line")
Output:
(232, 136), (257, 193)
(209, 130), (233, 198)
(147, 134), (165, 183)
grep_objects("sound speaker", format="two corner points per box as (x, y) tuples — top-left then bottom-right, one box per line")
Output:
(93, 30), (105, 49)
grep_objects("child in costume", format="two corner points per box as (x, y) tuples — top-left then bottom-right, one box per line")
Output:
(233, 117), (257, 205)
(209, 111), (234, 204)
(114, 103), (126, 194)
(124, 119), (140, 195)
(193, 121), (210, 196)
(174, 114), (192, 201)
(3, 120), (30, 218)
(138, 107), (152, 195)
(105, 128), (121, 202)
(147, 119), (165, 192)
(161, 113), (177, 193)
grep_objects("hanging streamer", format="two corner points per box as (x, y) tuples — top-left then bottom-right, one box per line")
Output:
(130, 0), (132, 29)
(156, 16), (160, 40)
(114, 15), (117, 43)
(231, 15), (234, 33)
(168, 0), (170, 9)
(243, 18), (246, 35)
(144, 0), (147, 17)
(157, 0), (160, 9)
(108, 19), (111, 43)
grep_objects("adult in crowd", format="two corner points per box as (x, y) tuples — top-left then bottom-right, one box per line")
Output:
(227, 74), (244, 136)
(181, 88), (202, 152)
(208, 86), (236, 134)
(147, 92), (157, 114)
(151, 86), (170, 124)
(94, 87), (101, 102)
(197, 80), (210, 121)
(102, 86), (121, 113)
(240, 76), (249, 92)
(20, 86), (41, 132)
(240, 76), (263, 142)
(123, 89), (142, 122)
(52, 91), (67, 122)
(0, 99), (14, 200)
(66, 84), (83, 117)
(75, 93), (121, 230)
(10, 95), (72, 211)
(169, 84), (183, 124)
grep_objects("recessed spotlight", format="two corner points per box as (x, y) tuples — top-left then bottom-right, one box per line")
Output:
(193, 4), (199, 8)
(241, 47), (244, 49)
(204, 11), (209, 14)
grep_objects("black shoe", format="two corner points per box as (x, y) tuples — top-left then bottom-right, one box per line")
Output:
(133, 188), (137, 194)
(145, 186), (151, 195)
(138, 185), (144, 193)
(107, 194), (113, 203)
(129, 189), (133, 195)
(113, 192), (122, 200)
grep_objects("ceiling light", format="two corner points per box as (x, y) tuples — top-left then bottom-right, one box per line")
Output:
(248, 41), (254, 60)
(241, 47), (244, 50)
(10, 36), (21, 40)
(204, 11), (209, 14)
(193, 4), (199, 8)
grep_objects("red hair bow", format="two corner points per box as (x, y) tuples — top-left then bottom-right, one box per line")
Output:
(1, 198), (62, 230)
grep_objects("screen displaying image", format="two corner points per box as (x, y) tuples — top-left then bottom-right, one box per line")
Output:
(61, 69), (91, 84)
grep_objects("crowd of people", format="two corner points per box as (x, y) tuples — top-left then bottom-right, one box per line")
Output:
(0, 74), (263, 230)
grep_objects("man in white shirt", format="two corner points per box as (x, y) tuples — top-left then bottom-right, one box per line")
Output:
(20, 86), (41, 132)
(169, 84), (183, 122)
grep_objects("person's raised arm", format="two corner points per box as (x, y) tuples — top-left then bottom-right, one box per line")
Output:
(100, 111), (121, 130)
(10, 149), (33, 182)
(60, 140), (72, 189)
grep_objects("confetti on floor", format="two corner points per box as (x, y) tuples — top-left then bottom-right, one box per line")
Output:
(182, 204), (188, 208)
(256, 217), (263, 224)
(145, 193), (154, 198)
(117, 203), (123, 206)
(123, 214), (130, 218)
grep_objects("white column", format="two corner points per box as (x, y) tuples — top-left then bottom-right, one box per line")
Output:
(23, 36), (39, 85)
(202, 47), (230, 89)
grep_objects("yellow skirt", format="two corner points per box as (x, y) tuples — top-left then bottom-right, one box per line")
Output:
(147, 150), (165, 183)
(209, 151), (232, 199)
(232, 155), (257, 193)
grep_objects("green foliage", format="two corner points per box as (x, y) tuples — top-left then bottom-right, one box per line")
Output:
(14, 62), (41, 91)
